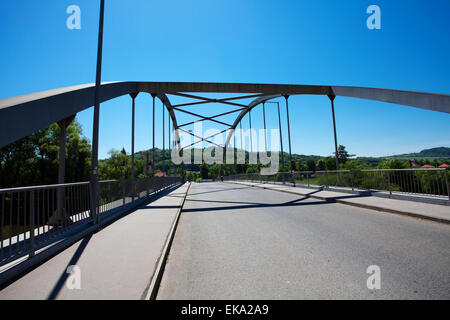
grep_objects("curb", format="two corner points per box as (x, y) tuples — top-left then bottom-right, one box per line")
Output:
(143, 182), (191, 300)
(228, 182), (450, 225)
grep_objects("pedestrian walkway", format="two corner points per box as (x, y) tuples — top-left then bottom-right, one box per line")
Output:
(0, 183), (190, 300)
(229, 181), (450, 224)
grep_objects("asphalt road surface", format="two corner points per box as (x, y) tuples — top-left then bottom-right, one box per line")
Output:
(157, 182), (450, 299)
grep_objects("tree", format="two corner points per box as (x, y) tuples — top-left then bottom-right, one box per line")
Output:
(246, 166), (257, 174)
(200, 162), (209, 179)
(306, 159), (316, 172)
(334, 145), (354, 164)
(209, 163), (221, 179)
(342, 159), (369, 170)
(0, 119), (91, 188)
(237, 163), (248, 174)
(295, 160), (307, 172)
(65, 121), (91, 183)
(99, 149), (131, 180)
(317, 159), (326, 171)
(377, 158), (409, 169)
(325, 157), (336, 170)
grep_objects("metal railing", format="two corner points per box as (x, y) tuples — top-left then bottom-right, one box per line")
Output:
(224, 168), (450, 201)
(0, 176), (182, 266)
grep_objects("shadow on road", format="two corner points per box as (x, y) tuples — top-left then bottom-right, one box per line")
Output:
(187, 185), (253, 197)
(182, 186), (373, 214)
(47, 234), (92, 300)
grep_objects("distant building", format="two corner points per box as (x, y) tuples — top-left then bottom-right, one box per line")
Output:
(154, 172), (167, 177)
(421, 164), (434, 168)
(410, 160), (420, 168)
(438, 163), (450, 168)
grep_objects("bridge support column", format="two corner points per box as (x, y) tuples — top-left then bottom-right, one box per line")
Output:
(222, 146), (226, 180)
(168, 113), (171, 175)
(162, 102), (165, 175)
(239, 121), (243, 173)
(180, 149), (185, 183)
(262, 101), (267, 153)
(266, 101), (286, 183)
(48, 115), (76, 226)
(130, 93), (139, 201)
(249, 109), (253, 154)
(152, 95), (156, 175)
(328, 94), (340, 186)
(284, 95), (295, 186)
(234, 133), (237, 174)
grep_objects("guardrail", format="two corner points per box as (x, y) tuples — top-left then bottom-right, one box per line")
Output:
(0, 176), (182, 267)
(224, 168), (450, 201)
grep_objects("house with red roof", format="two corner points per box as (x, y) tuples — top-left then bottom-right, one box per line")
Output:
(154, 172), (167, 177)
(410, 160), (420, 168)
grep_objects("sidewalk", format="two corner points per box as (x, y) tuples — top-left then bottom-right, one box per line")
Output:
(229, 181), (450, 224)
(0, 183), (190, 300)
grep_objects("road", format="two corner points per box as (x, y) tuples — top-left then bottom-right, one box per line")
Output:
(157, 182), (450, 299)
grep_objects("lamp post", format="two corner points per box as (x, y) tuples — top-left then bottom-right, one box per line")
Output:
(90, 0), (105, 224)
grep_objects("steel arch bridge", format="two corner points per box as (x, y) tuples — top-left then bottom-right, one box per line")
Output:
(1, 81), (450, 282)
(1, 81), (450, 151)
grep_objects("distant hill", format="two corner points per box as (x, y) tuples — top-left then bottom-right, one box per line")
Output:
(124, 146), (450, 171)
(386, 147), (450, 159)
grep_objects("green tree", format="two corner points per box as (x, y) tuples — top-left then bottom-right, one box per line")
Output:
(317, 159), (326, 171)
(99, 149), (131, 180)
(200, 162), (209, 179)
(295, 160), (307, 172)
(334, 145), (354, 164)
(342, 159), (370, 170)
(209, 163), (221, 179)
(0, 119), (91, 188)
(306, 159), (316, 172)
(324, 156), (336, 170)
(246, 166), (257, 174)
(377, 158), (409, 169)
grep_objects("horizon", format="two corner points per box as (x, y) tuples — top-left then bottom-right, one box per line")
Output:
(101, 138), (450, 161)
(1, 0), (450, 158)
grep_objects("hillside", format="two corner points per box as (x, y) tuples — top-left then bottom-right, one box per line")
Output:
(390, 147), (450, 158)
(122, 146), (450, 173)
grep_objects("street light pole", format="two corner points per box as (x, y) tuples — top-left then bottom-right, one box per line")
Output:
(90, 0), (105, 225)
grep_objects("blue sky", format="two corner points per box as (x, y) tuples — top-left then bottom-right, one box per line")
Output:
(1, 0), (449, 159)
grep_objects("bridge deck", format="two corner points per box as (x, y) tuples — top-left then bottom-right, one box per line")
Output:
(1, 182), (449, 300)
(230, 181), (450, 224)
(0, 183), (189, 300)
(157, 182), (450, 299)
